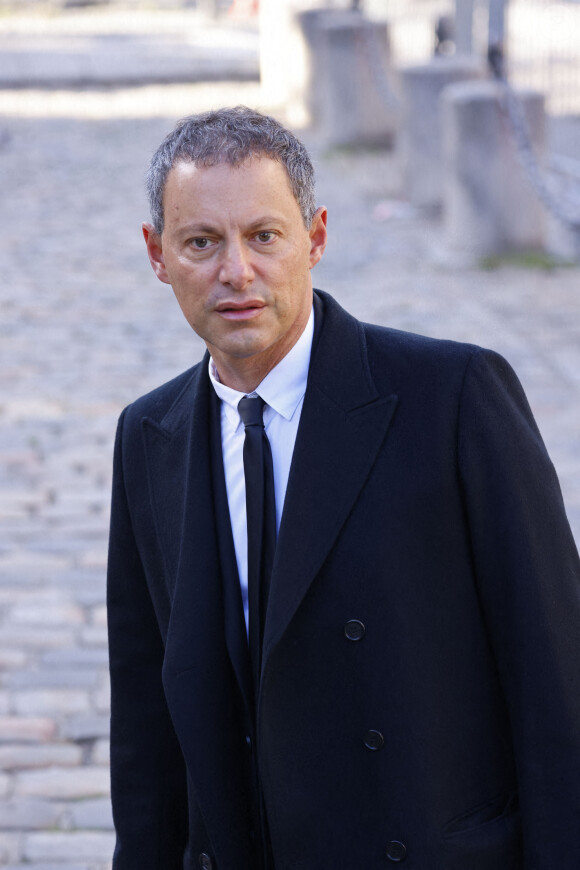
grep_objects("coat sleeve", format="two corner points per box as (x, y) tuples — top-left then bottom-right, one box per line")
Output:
(458, 347), (580, 868)
(107, 408), (188, 869)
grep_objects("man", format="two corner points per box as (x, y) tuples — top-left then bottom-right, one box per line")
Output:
(107, 106), (580, 870)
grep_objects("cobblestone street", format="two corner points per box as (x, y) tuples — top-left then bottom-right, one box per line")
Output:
(0, 13), (579, 868)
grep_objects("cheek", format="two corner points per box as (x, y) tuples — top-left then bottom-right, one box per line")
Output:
(171, 284), (203, 322)
(170, 266), (210, 307)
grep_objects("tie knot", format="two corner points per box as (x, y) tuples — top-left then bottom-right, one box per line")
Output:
(238, 395), (265, 428)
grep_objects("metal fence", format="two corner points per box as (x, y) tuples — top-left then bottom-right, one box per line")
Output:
(365, 0), (455, 64)
(360, 0), (580, 237)
(361, 0), (579, 116)
(506, 0), (580, 116)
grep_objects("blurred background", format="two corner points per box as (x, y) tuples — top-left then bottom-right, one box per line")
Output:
(0, 1), (579, 867)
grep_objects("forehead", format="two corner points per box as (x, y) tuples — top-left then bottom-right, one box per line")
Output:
(162, 157), (300, 222)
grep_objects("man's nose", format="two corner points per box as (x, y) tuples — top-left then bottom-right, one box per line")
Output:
(218, 240), (254, 289)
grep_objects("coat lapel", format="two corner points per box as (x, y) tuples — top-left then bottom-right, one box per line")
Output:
(208, 385), (254, 714)
(262, 292), (399, 667)
(141, 362), (257, 867)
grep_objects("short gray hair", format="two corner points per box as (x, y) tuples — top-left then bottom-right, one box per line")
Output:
(146, 106), (317, 234)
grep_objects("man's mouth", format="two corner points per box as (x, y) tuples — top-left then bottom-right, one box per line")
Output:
(215, 300), (266, 321)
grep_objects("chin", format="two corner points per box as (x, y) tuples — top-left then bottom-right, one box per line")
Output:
(224, 333), (274, 359)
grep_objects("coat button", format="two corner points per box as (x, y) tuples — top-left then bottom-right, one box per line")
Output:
(363, 729), (385, 751)
(199, 853), (213, 869)
(386, 840), (407, 862)
(344, 619), (365, 641)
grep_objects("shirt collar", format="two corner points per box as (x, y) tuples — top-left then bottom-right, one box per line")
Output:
(209, 306), (314, 429)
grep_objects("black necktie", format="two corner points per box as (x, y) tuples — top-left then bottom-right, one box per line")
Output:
(238, 395), (277, 693)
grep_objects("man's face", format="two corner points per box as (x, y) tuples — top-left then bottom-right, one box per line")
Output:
(143, 157), (327, 388)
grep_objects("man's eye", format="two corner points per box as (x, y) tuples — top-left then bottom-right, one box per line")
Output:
(192, 238), (210, 249)
(256, 232), (275, 243)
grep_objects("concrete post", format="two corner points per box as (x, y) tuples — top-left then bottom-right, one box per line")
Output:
(441, 79), (546, 256)
(259, 0), (314, 125)
(297, 9), (397, 147)
(399, 55), (485, 211)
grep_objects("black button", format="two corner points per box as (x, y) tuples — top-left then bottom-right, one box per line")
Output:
(344, 619), (365, 641)
(386, 840), (407, 862)
(364, 729), (384, 751)
(245, 734), (252, 749)
(199, 853), (213, 870)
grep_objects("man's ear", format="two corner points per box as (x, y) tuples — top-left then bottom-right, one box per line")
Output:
(142, 222), (171, 285)
(308, 207), (328, 269)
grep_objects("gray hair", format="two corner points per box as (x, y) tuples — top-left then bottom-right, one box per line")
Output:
(145, 106), (317, 234)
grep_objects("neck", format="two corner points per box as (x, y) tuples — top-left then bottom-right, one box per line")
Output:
(212, 352), (279, 394)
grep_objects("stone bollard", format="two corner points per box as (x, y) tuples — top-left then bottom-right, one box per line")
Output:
(260, 0), (313, 125)
(441, 79), (546, 257)
(400, 56), (485, 211)
(297, 9), (398, 147)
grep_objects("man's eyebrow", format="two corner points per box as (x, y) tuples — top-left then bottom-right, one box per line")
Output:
(245, 215), (290, 231)
(179, 223), (218, 236)
(177, 215), (289, 235)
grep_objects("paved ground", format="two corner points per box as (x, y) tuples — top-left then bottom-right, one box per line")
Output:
(0, 8), (579, 870)
(0, 7), (259, 87)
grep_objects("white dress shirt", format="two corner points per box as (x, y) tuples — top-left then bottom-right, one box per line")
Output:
(209, 308), (314, 629)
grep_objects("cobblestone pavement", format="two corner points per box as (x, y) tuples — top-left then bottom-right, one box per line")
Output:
(1, 45), (579, 870)
(0, 7), (259, 88)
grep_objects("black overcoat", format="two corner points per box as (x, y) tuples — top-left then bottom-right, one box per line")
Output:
(107, 290), (580, 869)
